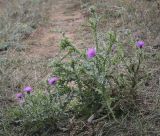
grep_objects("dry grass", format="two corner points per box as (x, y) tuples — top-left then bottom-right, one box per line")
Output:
(0, 0), (53, 51)
(0, 0), (56, 103)
(0, 50), (51, 115)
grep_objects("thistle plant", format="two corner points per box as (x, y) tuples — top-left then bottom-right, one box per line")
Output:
(49, 8), (146, 122)
(6, 89), (64, 135)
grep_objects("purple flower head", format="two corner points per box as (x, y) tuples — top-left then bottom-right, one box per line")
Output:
(87, 48), (96, 59)
(136, 41), (144, 48)
(112, 45), (116, 52)
(48, 77), (59, 85)
(16, 93), (24, 99)
(23, 86), (33, 93)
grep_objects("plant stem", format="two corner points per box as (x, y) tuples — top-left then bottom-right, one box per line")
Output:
(106, 101), (118, 123)
(94, 24), (98, 51)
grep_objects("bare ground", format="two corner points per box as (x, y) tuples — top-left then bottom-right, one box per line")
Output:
(27, 0), (86, 58)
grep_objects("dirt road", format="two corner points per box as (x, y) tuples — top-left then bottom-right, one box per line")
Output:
(28, 0), (86, 58)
